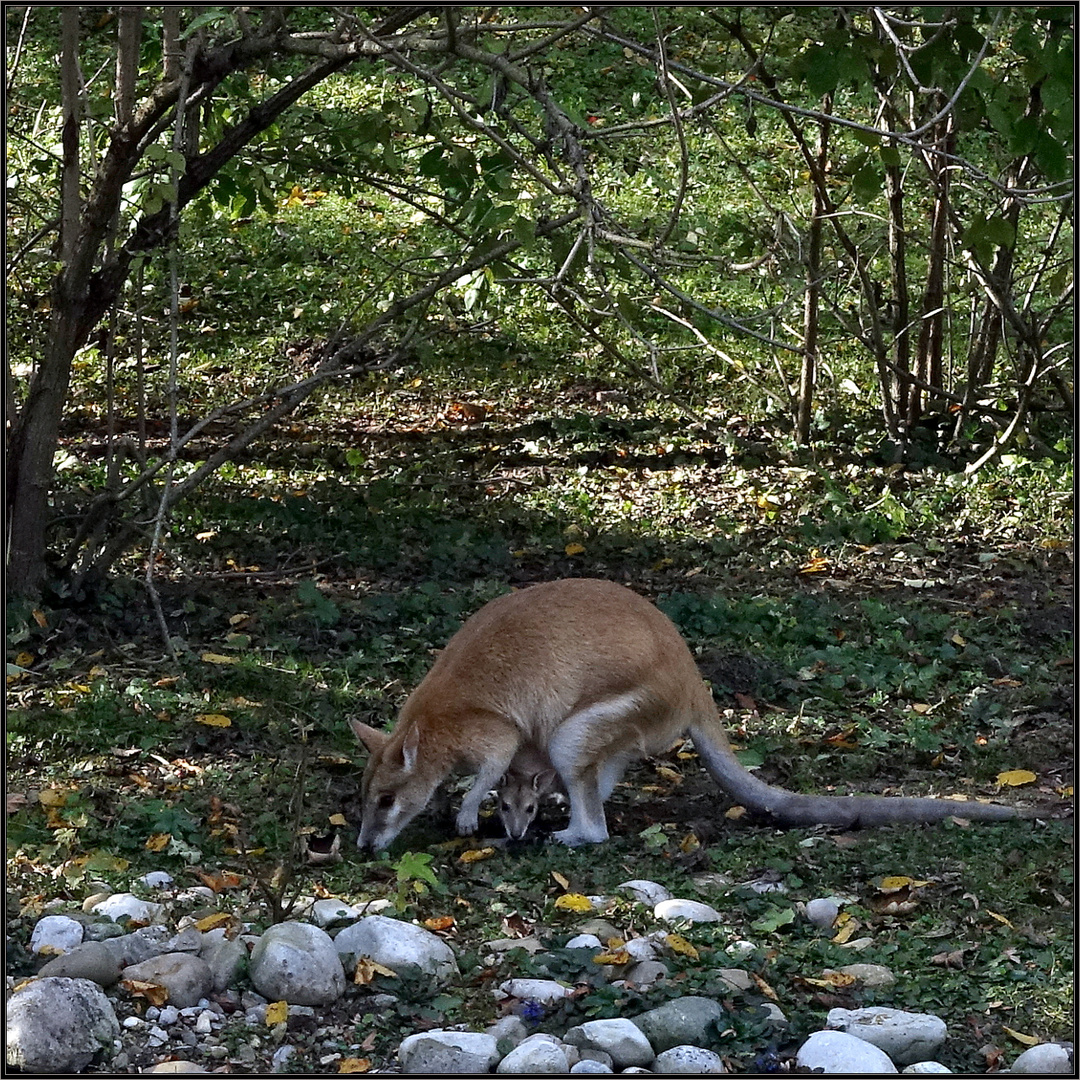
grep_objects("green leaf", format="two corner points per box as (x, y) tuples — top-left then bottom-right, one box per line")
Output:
(852, 162), (883, 203)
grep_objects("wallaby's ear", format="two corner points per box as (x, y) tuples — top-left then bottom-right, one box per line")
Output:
(534, 769), (558, 794)
(350, 718), (388, 753)
(401, 723), (420, 773)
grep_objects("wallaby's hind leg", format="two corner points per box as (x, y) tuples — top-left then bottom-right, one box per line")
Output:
(547, 691), (645, 846)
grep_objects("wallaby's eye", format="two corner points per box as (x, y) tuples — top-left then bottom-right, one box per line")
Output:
(525, 804), (536, 815)
(376, 793), (396, 811)
(500, 802), (511, 813)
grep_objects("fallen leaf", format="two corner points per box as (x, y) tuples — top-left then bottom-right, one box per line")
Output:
(200, 652), (238, 665)
(458, 847), (495, 864)
(665, 933), (699, 960)
(1001, 1026), (1040, 1047)
(338, 1059), (372, 1074)
(678, 833), (700, 853)
(195, 870), (244, 893)
(751, 973), (779, 1000)
(593, 950), (631, 965)
(195, 912), (239, 934)
(986, 910), (1015, 929)
(265, 1000), (288, 1026)
(554, 893), (594, 913)
(423, 916), (455, 931)
(996, 769), (1037, 787)
(353, 957), (397, 984)
(564, 542), (586, 556)
(551, 872), (570, 890)
(329, 813), (348, 827)
(121, 978), (169, 1006)
(724, 805), (746, 820)
(144, 832), (171, 852)
(193, 713), (232, 727)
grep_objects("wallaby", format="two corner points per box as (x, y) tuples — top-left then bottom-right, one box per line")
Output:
(496, 743), (564, 841)
(351, 579), (1019, 851)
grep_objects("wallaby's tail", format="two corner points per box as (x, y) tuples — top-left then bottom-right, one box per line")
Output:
(687, 722), (1019, 827)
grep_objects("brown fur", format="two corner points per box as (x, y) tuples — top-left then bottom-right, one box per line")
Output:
(352, 579), (1019, 850)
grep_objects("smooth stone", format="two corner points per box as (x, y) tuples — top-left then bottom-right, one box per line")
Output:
(653, 1044), (726, 1073)
(146, 1062), (209, 1074)
(200, 936), (247, 992)
(248, 922), (346, 1006)
(564, 1019), (655, 1069)
(335, 915), (458, 986)
(827, 1007), (947, 1066)
(565, 933), (604, 950)
(653, 898), (723, 923)
(570, 1061), (614, 1074)
(835, 963), (896, 988)
(311, 898), (363, 926)
(122, 953), (214, 1009)
(623, 938), (658, 961)
(718, 968), (754, 992)
(398, 1030), (500, 1073)
(500, 978), (574, 1004)
(485, 1015), (528, 1047)
(805, 897), (840, 929)
(632, 996), (724, 1054)
(622, 959), (669, 989)
(90, 893), (165, 924)
(902, 1064), (952, 1074)
(31, 915), (85, 955)
(497, 1034), (570, 1073)
(619, 879), (673, 905)
(5, 976), (120, 1073)
(1010, 1043), (1073, 1073)
(38, 939), (126, 986)
(798, 1030), (898, 1073)
(141, 871), (175, 889)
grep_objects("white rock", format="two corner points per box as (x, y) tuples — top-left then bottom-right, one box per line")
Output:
(759, 1003), (788, 1028)
(311, 898), (363, 926)
(619, 879), (673, 905)
(564, 1019), (656, 1069)
(497, 1034), (570, 1073)
(827, 1007), (947, 1066)
(902, 1063), (952, 1074)
(570, 1061), (614, 1074)
(121, 953), (213, 1010)
(334, 915), (458, 986)
(623, 938), (658, 962)
(5, 976), (122, 1074)
(248, 922), (346, 1006)
(834, 963), (896, 988)
(1010, 1043), (1074, 1073)
(398, 1030), (500, 1073)
(122, 1015), (144, 1029)
(566, 934), (604, 950)
(805, 897), (840, 929)
(194, 1010), (214, 1035)
(485, 1015), (528, 1046)
(499, 978), (574, 1004)
(157, 1005), (180, 1026)
(30, 915), (85, 955)
(140, 871), (175, 889)
(725, 939), (757, 960)
(90, 893), (165, 924)
(654, 898), (724, 923)
(797, 1030), (898, 1073)
(654, 1044), (725, 1073)
(147, 1059), (209, 1073)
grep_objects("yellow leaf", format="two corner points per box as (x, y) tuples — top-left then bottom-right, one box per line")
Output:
(265, 1000), (288, 1026)
(144, 832), (172, 852)
(229, 612), (250, 625)
(996, 769), (1036, 787)
(339, 1059), (372, 1074)
(678, 833), (700, 853)
(354, 957), (397, 984)
(121, 978), (169, 1006)
(39, 788), (72, 807)
(15, 651), (35, 668)
(831, 914), (859, 944)
(193, 713), (232, 727)
(878, 875), (932, 892)
(950, 632), (967, 647)
(724, 805), (746, 819)
(424, 916), (455, 931)
(1002, 1026), (1040, 1047)
(593, 950), (631, 965)
(195, 912), (238, 933)
(200, 652), (238, 665)
(986, 910), (1015, 929)
(655, 766), (683, 785)
(564, 543), (586, 556)
(554, 893), (594, 913)
(32, 609), (49, 628)
(329, 813), (348, 827)
(458, 847), (495, 863)
(551, 872), (570, 890)
(665, 933), (699, 960)
(910, 702), (932, 714)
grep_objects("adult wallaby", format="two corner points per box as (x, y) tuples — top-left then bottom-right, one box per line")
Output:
(351, 579), (1019, 851)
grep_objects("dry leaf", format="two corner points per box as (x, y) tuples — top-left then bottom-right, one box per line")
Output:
(996, 769), (1037, 787)
(986, 910), (1015, 929)
(195, 870), (244, 893)
(423, 916), (455, 931)
(458, 847), (495, 863)
(564, 542), (586, 556)
(329, 813), (348, 826)
(724, 805), (746, 820)
(551, 872), (570, 890)
(665, 933), (699, 960)
(678, 832), (700, 853)
(121, 978), (169, 1006)
(1001, 1026), (1040, 1047)
(592, 950), (630, 965)
(353, 957), (397, 984)
(265, 1000), (288, 1026)
(200, 652), (238, 665)
(553, 893), (594, 913)
(338, 1058), (372, 1074)
(193, 713), (232, 727)
(144, 832), (171, 852)
(195, 912), (239, 934)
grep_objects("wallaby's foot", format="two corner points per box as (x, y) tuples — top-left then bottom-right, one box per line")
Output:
(455, 809), (479, 836)
(552, 825), (608, 847)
